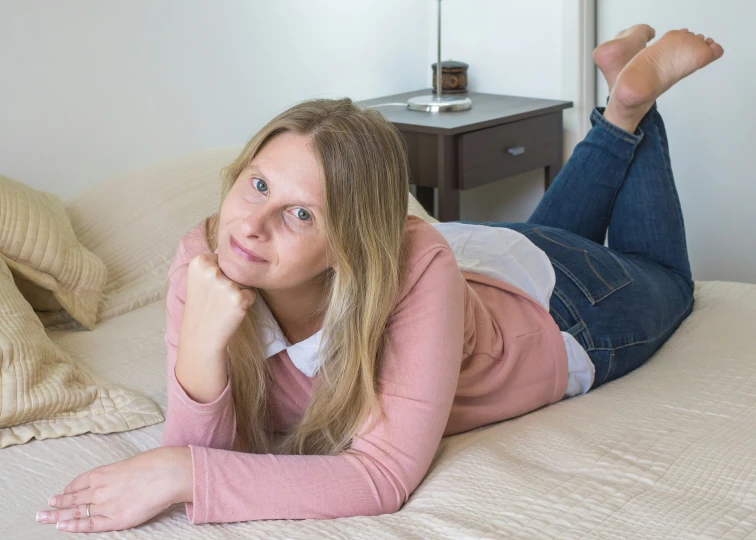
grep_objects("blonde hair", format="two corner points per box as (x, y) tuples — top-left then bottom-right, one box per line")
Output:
(204, 98), (409, 455)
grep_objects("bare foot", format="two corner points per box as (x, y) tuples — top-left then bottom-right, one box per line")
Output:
(605, 29), (725, 133)
(593, 24), (656, 92)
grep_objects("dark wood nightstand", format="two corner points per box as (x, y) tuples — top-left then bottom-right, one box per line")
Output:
(357, 90), (573, 222)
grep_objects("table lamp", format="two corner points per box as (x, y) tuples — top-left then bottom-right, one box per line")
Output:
(407, 0), (473, 112)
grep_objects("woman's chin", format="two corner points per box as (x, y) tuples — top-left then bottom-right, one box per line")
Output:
(218, 255), (264, 289)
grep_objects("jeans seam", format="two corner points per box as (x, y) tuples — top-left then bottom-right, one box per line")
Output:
(552, 287), (581, 323)
(582, 250), (615, 293)
(606, 250), (633, 279)
(566, 320), (587, 338)
(530, 230), (601, 303)
(550, 308), (569, 330)
(606, 186), (623, 243)
(649, 117), (687, 235)
(550, 259), (598, 304)
(600, 349), (616, 386)
(590, 293), (695, 351)
(532, 228), (584, 252)
(604, 252), (635, 296)
(552, 287), (595, 350)
(532, 229), (634, 304)
(534, 229), (613, 290)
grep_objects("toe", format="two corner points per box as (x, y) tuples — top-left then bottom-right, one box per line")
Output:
(637, 23), (656, 40)
(709, 42), (725, 58)
(696, 33), (705, 40)
(705, 37), (714, 45)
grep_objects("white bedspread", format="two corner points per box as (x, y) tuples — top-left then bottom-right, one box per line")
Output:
(1, 148), (754, 539)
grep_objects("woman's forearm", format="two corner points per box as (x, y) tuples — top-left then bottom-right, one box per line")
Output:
(174, 338), (229, 404)
(169, 447), (194, 504)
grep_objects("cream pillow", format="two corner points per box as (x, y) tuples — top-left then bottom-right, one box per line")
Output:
(0, 175), (107, 330)
(408, 191), (439, 224)
(0, 256), (163, 447)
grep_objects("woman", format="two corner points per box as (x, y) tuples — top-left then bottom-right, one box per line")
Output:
(38, 26), (724, 532)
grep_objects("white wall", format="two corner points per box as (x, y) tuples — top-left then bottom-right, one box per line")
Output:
(598, 0), (756, 283)
(8, 1), (747, 281)
(0, 0), (429, 200)
(1, 0), (587, 223)
(430, 0), (593, 223)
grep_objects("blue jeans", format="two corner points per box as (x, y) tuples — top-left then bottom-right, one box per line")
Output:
(471, 104), (695, 389)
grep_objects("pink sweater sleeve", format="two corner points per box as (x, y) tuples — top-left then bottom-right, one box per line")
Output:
(160, 243), (237, 451)
(179, 246), (466, 524)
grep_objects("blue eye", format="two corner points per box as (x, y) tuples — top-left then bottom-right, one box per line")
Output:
(296, 209), (311, 221)
(254, 178), (268, 193)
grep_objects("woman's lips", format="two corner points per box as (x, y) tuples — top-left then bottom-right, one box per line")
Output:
(229, 236), (268, 263)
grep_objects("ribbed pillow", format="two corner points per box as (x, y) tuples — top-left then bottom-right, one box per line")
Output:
(0, 175), (107, 330)
(0, 256), (163, 447)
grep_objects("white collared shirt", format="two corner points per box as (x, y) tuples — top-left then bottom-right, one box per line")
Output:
(256, 297), (324, 378)
(255, 222), (594, 398)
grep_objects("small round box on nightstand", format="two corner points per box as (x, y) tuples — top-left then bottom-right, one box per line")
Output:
(431, 60), (469, 94)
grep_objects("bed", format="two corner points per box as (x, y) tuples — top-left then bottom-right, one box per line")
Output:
(2, 147), (755, 539)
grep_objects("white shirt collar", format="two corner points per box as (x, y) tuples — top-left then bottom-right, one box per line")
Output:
(256, 297), (323, 378)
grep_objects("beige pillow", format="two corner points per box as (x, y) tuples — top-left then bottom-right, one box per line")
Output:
(0, 175), (107, 330)
(0, 256), (163, 447)
(408, 191), (439, 224)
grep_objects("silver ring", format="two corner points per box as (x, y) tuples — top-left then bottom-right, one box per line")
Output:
(86, 503), (91, 518)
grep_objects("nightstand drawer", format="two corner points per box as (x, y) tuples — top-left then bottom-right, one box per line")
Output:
(458, 112), (562, 190)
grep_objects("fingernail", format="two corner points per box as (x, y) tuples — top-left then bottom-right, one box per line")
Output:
(57, 522), (68, 530)
(48, 496), (56, 506)
(36, 512), (48, 522)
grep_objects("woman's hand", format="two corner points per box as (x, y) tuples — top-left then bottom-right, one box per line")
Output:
(36, 447), (192, 533)
(181, 253), (257, 355)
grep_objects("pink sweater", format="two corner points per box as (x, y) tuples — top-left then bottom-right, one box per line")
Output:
(161, 215), (568, 524)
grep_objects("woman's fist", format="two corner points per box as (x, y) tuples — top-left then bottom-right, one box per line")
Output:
(179, 253), (257, 355)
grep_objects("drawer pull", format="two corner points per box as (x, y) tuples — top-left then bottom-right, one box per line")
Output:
(507, 146), (526, 156)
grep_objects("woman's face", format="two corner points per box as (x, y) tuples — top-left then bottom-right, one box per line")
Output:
(216, 132), (330, 291)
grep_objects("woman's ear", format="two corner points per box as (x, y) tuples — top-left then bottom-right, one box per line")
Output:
(323, 248), (336, 271)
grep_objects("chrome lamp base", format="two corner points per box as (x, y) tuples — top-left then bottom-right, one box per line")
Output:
(407, 94), (473, 112)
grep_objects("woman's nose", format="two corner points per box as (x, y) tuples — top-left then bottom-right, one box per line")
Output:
(239, 210), (270, 240)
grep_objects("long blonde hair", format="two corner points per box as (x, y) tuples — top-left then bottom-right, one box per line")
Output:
(205, 98), (409, 455)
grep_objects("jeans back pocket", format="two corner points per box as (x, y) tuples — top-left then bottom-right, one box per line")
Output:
(522, 227), (633, 305)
